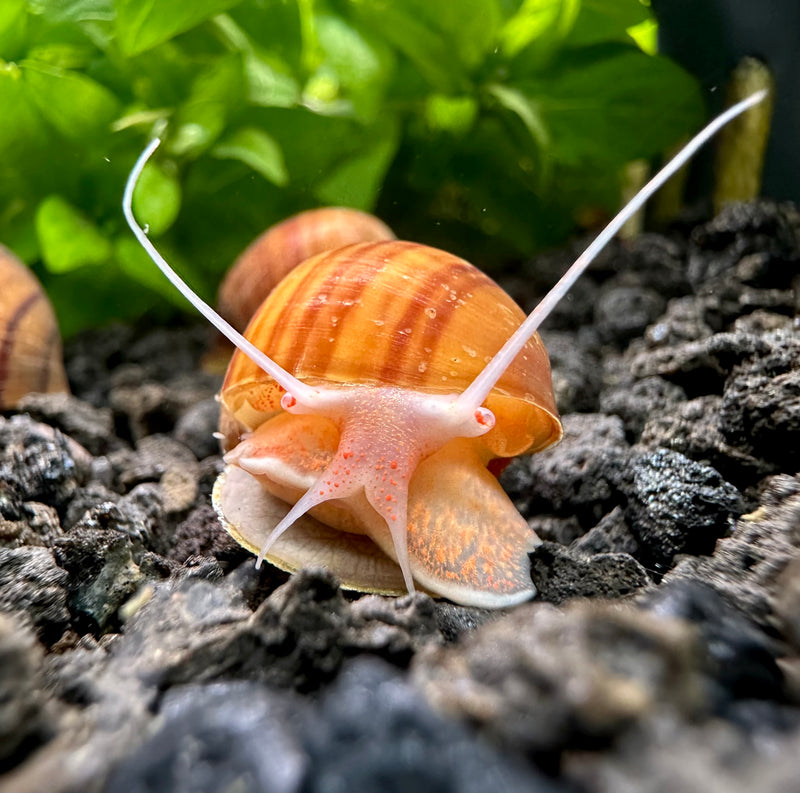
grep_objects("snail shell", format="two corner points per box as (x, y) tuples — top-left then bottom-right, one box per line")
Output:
(0, 245), (68, 408)
(214, 239), (561, 606)
(217, 207), (395, 332)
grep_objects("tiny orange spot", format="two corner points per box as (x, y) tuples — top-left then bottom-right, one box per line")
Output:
(390, 460), (397, 469)
(318, 490), (325, 496)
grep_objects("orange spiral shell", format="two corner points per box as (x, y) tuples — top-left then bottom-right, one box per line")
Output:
(0, 245), (68, 408)
(217, 207), (395, 332)
(219, 240), (561, 459)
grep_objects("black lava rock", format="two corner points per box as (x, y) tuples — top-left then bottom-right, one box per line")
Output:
(0, 614), (50, 772)
(530, 542), (651, 605)
(102, 681), (305, 793)
(504, 414), (630, 526)
(639, 579), (785, 706)
(624, 448), (743, 572)
(0, 547), (70, 642)
(301, 658), (557, 793)
(0, 416), (89, 512)
(718, 331), (800, 468)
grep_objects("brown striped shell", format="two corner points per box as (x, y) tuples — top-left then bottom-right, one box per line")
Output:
(217, 207), (395, 333)
(219, 240), (561, 460)
(0, 245), (68, 408)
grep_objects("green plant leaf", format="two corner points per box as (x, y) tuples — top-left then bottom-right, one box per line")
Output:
(131, 160), (182, 236)
(518, 48), (705, 167)
(500, 0), (581, 59)
(390, 0), (503, 69)
(25, 0), (114, 25)
(486, 83), (550, 151)
(314, 117), (400, 209)
(350, 0), (464, 92)
(314, 13), (394, 121)
(212, 126), (289, 186)
(21, 60), (119, 140)
(486, 82), (552, 186)
(168, 55), (244, 158)
(0, 63), (49, 172)
(566, 0), (651, 46)
(36, 194), (112, 272)
(0, 0), (28, 59)
(114, 235), (193, 307)
(424, 94), (478, 135)
(115, 0), (245, 56)
(244, 52), (300, 108)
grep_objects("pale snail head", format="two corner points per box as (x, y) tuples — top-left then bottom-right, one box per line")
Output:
(123, 90), (766, 608)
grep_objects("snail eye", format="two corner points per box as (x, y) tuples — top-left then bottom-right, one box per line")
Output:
(474, 407), (495, 431)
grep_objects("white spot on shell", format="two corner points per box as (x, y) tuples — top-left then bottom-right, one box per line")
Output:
(424, 307), (437, 319)
(418, 362), (427, 373)
(331, 316), (339, 326)
(373, 319), (384, 327)
(462, 345), (477, 358)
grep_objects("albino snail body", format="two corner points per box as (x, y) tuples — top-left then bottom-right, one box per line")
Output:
(0, 245), (69, 408)
(123, 91), (766, 608)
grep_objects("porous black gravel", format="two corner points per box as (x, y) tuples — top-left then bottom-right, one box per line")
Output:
(1, 200), (799, 793)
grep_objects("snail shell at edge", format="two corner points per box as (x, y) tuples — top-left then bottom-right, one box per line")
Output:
(0, 245), (68, 408)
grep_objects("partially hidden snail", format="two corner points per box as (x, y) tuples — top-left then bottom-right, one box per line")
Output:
(218, 207), (396, 333)
(203, 208), (397, 372)
(123, 90), (766, 608)
(0, 245), (69, 408)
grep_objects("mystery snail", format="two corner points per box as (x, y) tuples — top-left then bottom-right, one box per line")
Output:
(123, 90), (766, 608)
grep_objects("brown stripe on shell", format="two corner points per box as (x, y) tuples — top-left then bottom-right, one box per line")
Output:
(279, 241), (388, 379)
(376, 245), (499, 385)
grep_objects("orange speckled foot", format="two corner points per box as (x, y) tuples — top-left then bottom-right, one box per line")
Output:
(403, 439), (540, 608)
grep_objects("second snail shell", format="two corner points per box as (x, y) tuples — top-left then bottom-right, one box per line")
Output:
(0, 245), (68, 408)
